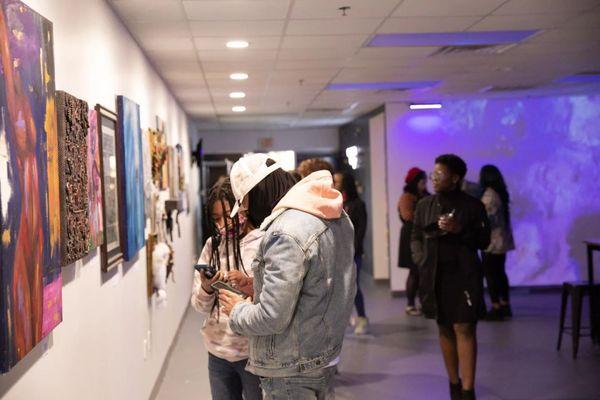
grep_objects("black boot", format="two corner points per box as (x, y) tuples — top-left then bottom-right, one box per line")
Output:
(462, 389), (476, 400)
(449, 380), (462, 400)
(501, 304), (513, 318)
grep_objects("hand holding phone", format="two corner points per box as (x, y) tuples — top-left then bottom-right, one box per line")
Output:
(210, 281), (249, 299)
(194, 264), (216, 279)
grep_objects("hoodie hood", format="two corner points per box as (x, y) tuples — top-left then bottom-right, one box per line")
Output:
(260, 170), (343, 230)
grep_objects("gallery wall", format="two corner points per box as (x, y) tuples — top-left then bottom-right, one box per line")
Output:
(386, 93), (600, 292)
(0, 0), (198, 399)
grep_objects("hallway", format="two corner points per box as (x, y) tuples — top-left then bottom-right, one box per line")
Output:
(153, 277), (600, 400)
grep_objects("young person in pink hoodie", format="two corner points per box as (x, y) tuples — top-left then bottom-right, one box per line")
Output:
(219, 154), (356, 400)
(190, 178), (262, 400)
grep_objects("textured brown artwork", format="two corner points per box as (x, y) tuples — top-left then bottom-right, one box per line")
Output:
(56, 91), (90, 266)
(148, 128), (168, 190)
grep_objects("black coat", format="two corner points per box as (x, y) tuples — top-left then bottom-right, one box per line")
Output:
(410, 191), (491, 319)
(344, 197), (367, 257)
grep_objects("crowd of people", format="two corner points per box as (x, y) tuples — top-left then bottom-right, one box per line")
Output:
(190, 152), (515, 400)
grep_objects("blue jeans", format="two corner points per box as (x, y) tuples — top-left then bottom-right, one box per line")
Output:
(208, 353), (262, 400)
(259, 367), (335, 400)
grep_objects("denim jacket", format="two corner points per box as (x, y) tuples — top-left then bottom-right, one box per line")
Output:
(229, 171), (356, 377)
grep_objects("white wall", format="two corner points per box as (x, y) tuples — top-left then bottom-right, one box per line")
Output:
(368, 114), (390, 280)
(197, 127), (339, 154)
(0, 1), (197, 399)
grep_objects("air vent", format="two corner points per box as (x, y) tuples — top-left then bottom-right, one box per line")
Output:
(430, 43), (517, 56)
(480, 84), (539, 93)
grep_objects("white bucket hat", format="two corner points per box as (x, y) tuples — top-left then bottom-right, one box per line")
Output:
(229, 153), (283, 218)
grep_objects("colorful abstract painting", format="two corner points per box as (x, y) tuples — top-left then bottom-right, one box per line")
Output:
(87, 108), (103, 249)
(0, 0), (62, 372)
(117, 96), (145, 261)
(56, 91), (90, 265)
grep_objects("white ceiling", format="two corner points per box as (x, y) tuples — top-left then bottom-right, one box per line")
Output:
(108, 0), (600, 129)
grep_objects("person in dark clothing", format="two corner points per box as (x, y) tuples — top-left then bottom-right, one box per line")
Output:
(334, 172), (369, 335)
(411, 154), (490, 400)
(398, 167), (430, 316)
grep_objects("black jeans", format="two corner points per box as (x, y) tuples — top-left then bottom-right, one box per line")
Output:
(406, 267), (420, 307)
(355, 255), (366, 318)
(482, 253), (509, 304)
(208, 353), (262, 400)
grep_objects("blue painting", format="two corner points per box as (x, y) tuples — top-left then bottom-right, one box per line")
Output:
(117, 96), (145, 260)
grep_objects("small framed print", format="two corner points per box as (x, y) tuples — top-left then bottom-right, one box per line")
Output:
(96, 105), (124, 272)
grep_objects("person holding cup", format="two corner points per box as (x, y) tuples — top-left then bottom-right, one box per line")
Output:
(411, 154), (490, 400)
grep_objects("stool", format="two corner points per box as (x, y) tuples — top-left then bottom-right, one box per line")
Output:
(557, 282), (600, 359)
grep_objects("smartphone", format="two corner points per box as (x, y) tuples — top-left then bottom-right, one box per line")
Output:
(194, 264), (216, 279)
(210, 281), (248, 298)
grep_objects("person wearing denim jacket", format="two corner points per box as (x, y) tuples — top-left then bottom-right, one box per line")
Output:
(219, 154), (356, 399)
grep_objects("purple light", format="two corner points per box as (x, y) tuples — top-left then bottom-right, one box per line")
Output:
(555, 74), (600, 84)
(368, 31), (538, 47)
(327, 81), (440, 91)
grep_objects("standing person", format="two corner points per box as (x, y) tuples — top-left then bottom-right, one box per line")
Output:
(219, 154), (356, 400)
(479, 165), (515, 320)
(297, 157), (334, 179)
(190, 178), (262, 400)
(411, 154), (490, 400)
(333, 172), (369, 334)
(398, 167), (430, 316)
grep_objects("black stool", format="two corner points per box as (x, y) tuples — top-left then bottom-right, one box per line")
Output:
(557, 282), (600, 358)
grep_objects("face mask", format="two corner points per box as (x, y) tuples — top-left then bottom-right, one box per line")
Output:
(217, 214), (247, 239)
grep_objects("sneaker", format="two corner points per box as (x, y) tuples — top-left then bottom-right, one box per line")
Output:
(405, 306), (423, 316)
(484, 307), (504, 321)
(501, 304), (513, 318)
(349, 316), (356, 327)
(354, 317), (369, 335)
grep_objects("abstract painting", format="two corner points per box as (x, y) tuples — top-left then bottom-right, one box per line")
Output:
(87, 108), (104, 249)
(116, 96), (145, 261)
(96, 105), (123, 272)
(0, 0), (62, 372)
(56, 90), (90, 265)
(141, 129), (152, 221)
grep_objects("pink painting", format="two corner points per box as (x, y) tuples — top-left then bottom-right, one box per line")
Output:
(87, 108), (104, 249)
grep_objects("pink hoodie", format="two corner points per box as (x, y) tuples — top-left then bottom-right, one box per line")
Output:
(260, 170), (343, 230)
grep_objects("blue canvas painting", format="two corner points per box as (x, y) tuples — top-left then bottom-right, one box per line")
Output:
(117, 96), (145, 261)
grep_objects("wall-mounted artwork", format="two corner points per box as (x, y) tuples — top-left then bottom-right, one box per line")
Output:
(56, 91), (90, 266)
(96, 105), (123, 272)
(168, 145), (179, 200)
(116, 96), (145, 261)
(141, 129), (153, 221)
(87, 108), (104, 249)
(149, 128), (168, 191)
(0, 0), (63, 373)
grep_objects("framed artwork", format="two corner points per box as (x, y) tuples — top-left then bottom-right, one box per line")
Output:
(56, 90), (90, 266)
(168, 145), (179, 200)
(116, 96), (145, 261)
(96, 105), (123, 272)
(146, 234), (156, 298)
(149, 128), (168, 190)
(87, 108), (104, 249)
(0, 0), (63, 373)
(141, 129), (152, 221)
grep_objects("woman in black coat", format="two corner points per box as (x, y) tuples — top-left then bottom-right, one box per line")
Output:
(411, 155), (490, 400)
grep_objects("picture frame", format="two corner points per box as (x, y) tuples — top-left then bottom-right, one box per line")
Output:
(96, 105), (124, 272)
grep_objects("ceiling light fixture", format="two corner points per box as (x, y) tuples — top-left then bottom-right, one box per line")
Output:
(226, 40), (249, 49)
(230, 72), (248, 80)
(232, 106), (246, 112)
(229, 92), (246, 99)
(409, 103), (442, 110)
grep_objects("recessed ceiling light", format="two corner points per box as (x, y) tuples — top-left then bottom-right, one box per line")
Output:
(229, 92), (246, 99)
(226, 40), (249, 49)
(230, 72), (248, 80)
(232, 106), (246, 112)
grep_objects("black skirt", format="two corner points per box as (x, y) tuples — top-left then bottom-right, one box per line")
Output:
(398, 221), (416, 269)
(435, 261), (484, 325)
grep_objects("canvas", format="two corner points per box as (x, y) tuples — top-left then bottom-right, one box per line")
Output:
(87, 108), (104, 249)
(141, 129), (152, 221)
(0, 0), (62, 373)
(56, 90), (90, 265)
(116, 96), (145, 261)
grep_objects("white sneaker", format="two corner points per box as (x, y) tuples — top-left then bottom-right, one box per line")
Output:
(405, 306), (422, 316)
(354, 317), (369, 335)
(349, 315), (356, 327)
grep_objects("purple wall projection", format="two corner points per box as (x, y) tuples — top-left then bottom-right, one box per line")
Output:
(386, 94), (600, 287)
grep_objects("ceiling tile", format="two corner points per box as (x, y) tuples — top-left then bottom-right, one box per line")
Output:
(146, 49), (199, 64)
(378, 16), (480, 33)
(189, 20), (285, 36)
(112, 1), (186, 22)
(183, 1), (290, 20)
(197, 49), (279, 62)
(281, 35), (368, 49)
(469, 14), (572, 31)
(353, 47), (439, 59)
(493, 0), (599, 15)
(276, 59), (346, 70)
(129, 21), (190, 39)
(393, 0), (506, 17)
(278, 47), (356, 60)
(139, 37), (194, 52)
(202, 60), (276, 72)
(561, 11), (600, 29)
(291, 0), (401, 19)
(193, 36), (280, 50)
(286, 18), (382, 35)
